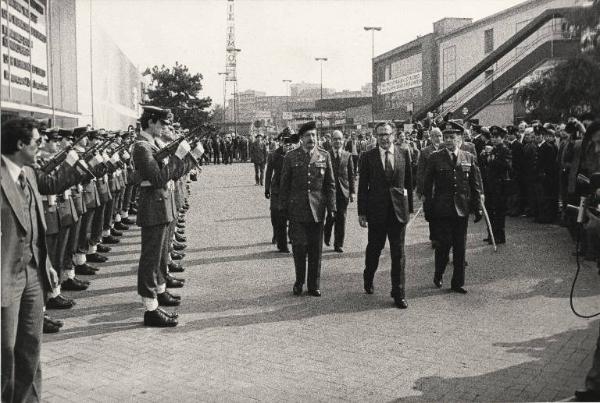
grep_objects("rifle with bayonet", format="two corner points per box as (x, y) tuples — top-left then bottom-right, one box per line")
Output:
(39, 131), (88, 173)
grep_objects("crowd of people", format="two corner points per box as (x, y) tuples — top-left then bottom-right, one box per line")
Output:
(260, 115), (600, 306)
(1, 106), (599, 402)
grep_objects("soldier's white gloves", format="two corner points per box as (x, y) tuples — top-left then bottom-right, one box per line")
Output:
(175, 140), (191, 160)
(121, 151), (130, 160)
(65, 150), (79, 166)
(190, 142), (204, 159)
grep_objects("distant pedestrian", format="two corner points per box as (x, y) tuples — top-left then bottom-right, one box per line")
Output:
(250, 133), (268, 186)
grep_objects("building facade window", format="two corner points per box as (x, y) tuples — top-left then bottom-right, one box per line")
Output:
(484, 28), (494, 54)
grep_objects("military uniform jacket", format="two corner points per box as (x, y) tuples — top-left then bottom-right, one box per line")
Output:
(479, 143), (512, 197)
(357, 146), (413, 225)
(265, 146), (286, 210)
(279, 146), (336, 223)
(132, 132), (194, 227)
(1, 160), (78, 306)
(250, 141), (267, 164)
(423, 148), (483, 219)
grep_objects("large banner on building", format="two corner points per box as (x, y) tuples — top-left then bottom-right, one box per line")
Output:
(1, 0), (49, 103)
(377, 72), (422, 95)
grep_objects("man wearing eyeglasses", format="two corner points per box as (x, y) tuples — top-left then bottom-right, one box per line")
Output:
(1, 117), (82, 402)
(358, 122), (413, 309)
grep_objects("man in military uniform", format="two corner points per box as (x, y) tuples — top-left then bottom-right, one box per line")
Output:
(132, 106), (201, 327)
(324, 130), (355, 253)
(480, 126), (512, 244)
(250, 133), (268, 185)
(265, 128), (295, 253)
(416, 127), (443, 248)
(279, 121), (336, 297)
(423, 128), (483, 294)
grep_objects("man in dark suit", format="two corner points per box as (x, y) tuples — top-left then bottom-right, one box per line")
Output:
(265, 128), (295, 253)
(1, 117), (81, 402)
(480, 126), (512, 244)
(533, 125), (559, 223)
(358, 122), (413, 309)
(324, 130), (355, 253)
(132, 106), (200, 327)
(280, 121), (336, 297)
(344, 132), (360, 177)
(212, 135), (221, 164)
(506, 126), (525, 216)
(423, 129), (483, 294)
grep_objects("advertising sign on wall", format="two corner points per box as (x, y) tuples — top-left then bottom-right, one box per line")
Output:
(377, 72), (422, 95)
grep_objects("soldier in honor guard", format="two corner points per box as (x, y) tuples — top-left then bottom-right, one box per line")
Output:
(423, 128), (483, 294)
(265, 127), (296, 253)
(279, 121), (336, 297)
(37, 130), (78, 311)
(324, 130), (355, 253)
(358, 122), (413, 309)
(480, 126), (512, 244)
(1, 117), (82, 402)
(133, 106), (201, 327)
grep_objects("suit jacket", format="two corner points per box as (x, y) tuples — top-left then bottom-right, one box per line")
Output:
(357, 146), (413, 225)
(132, 132), (194, 227)
(416, 144), (441, 196)
(329, 149), (355, 203)
(508, 140), (525, 180)
(1, 159), (78, 306)
(279, 147), (336, 223)
(423, 149), (483, 219)
(265, 146), (286, 209)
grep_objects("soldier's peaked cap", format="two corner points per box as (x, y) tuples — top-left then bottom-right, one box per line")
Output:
(298, 121), (317, 136)
(141, 105), (171, 125)
(441, 120), (465, 135)
(489, 125), (507, 137)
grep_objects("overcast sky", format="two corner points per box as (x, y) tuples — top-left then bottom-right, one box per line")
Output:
(87, 0), (526, 108)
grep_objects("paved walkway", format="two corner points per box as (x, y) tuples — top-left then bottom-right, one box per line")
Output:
(43, 163), (600, 402)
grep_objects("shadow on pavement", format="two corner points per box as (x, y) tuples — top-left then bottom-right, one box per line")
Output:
(394, 320), (599, 402)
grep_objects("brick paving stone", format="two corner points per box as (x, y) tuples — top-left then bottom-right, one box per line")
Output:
(40, 163), (600, 402)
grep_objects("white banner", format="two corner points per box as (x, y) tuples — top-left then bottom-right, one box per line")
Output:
(377, 72), (422, 95)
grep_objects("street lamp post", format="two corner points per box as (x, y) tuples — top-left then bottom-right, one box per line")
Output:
(231, 48), (242, 136)
(364, 26), (382, 128)
(315, 57), (328, 134)
(282, 79), (291, 126)
(218, 72), (227, 130)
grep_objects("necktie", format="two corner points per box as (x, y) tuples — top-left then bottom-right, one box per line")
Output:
(18, 171), (31, 204)
(451, 152), (457, 166)
(384, 151), (394, 181)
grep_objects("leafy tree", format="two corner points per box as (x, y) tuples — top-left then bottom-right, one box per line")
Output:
(143, 62), (212, 129)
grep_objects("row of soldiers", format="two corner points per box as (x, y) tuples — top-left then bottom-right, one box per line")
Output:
(32, 119), (202, 333)
(1, 109), (205, 401)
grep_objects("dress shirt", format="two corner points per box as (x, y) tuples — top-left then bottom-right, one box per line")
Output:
(379, 144), (395, 170)
(2, 155), (23, 184)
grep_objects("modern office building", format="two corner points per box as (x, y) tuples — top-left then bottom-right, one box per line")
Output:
(1, 0), (142, 129)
